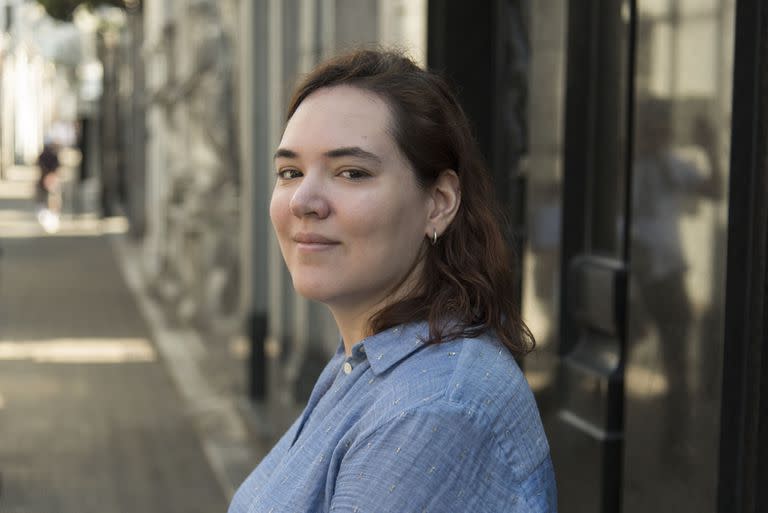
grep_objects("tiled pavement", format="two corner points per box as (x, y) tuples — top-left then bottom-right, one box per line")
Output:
(0, 168), (236, 512)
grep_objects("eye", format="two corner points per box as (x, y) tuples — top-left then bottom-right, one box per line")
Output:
(276, 168), (302, 180)
(339, 168), (370, 180)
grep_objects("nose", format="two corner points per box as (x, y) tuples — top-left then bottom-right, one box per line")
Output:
(289, 174), (330, 219)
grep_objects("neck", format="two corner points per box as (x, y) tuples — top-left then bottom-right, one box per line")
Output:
(328, 286), (401, 355)
(329, 258), (426, 355)
(330, 306), (373, 356)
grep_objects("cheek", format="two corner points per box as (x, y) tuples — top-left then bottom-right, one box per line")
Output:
(269, 189), (289, 233)
(345, 189), (426, 251)
(269, 189), (296, 261)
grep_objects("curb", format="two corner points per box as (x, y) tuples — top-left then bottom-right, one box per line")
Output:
(109, 233), (257, 500)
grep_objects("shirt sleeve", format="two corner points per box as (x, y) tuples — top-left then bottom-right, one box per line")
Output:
(328, 401), (557, 513)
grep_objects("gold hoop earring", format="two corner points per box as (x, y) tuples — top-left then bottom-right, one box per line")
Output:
(431, 229), (438, 246)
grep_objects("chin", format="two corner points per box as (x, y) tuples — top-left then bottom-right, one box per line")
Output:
(291, 276), (338, 304)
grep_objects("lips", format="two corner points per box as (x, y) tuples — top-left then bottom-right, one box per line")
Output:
(292, 233), (340, 245)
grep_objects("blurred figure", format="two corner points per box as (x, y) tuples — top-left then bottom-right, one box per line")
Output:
(631, 97), (722, 449)
(35, 139), (62, 233)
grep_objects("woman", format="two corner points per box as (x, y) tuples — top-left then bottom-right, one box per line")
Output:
(230, 49), (556, 512)
(35, 140), (62, 233)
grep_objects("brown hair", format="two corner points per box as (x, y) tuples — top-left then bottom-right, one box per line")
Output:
(286, 49), (534, 358)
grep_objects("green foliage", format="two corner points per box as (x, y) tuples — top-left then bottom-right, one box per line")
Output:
(36, 0), (127, 22)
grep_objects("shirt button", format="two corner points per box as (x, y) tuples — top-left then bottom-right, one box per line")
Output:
(343, 362), (353, 374)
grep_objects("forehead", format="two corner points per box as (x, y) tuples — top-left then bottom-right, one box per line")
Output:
(281, 86), (395, 154)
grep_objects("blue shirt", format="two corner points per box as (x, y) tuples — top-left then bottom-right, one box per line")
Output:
(229, 322), (557, 512)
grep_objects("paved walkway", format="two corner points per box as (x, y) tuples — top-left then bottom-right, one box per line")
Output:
(0, 167), (234, 512)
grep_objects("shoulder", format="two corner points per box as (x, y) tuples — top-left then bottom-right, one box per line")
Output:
(365, 330), (550, 482)
(447, 334), (551, 479)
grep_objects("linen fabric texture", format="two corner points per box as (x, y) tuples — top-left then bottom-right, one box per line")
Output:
(229, 322), (557, 512)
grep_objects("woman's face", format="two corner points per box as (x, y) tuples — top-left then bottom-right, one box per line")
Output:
(270, 86), (431, 313)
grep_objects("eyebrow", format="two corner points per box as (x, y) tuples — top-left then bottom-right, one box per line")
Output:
(273, 146), (382, 164)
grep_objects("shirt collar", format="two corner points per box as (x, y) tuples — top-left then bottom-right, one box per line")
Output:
(351, 321), (429, 376)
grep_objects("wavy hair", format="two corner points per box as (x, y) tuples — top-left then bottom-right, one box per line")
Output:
(286, 49), (534, 358)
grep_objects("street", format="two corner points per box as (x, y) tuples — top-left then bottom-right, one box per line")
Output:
(0, 167), (233, 512)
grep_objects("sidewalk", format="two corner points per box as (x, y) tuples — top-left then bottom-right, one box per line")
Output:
(0, 167), (257, 512)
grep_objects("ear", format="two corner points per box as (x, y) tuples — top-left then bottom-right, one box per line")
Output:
(426, 169), (461, 239)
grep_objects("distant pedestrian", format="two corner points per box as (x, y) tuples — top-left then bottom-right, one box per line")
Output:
(631, 98), (722, 446)
(36, 140), (61, 233)
(229, 49), (557, 513)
